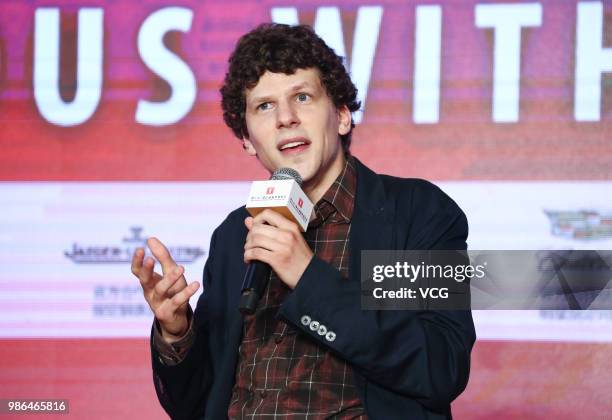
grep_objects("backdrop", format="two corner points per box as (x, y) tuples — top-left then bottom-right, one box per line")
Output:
(1, 0), (611, 418)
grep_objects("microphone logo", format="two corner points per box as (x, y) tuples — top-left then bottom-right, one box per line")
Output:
(298, 198), (304, 208)
(266, 187), (275, 195)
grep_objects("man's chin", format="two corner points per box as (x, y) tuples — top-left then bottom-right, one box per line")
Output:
(294, 164), (315, 184)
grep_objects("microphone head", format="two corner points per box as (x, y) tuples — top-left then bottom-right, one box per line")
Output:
(271, 167), (303, 186)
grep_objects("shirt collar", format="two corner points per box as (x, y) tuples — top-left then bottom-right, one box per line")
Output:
(309, 154), (357, 228)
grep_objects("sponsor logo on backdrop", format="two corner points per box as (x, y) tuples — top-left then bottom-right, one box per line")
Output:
(64, 226), (206, 264)
(545, 210), (612, 240)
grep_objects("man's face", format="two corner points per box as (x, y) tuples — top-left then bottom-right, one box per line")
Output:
(243, 68), (351, 198)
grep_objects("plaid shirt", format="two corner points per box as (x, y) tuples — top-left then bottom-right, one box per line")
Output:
(228, 155), (365, 420)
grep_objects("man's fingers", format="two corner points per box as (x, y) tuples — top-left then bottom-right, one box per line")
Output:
(156, 281), (200, 324)
(138, 256), (157, 287)
(132, 249), (163, 289)
(244, 247), (273, 265)
(166, 275), (186, 296)
(147, 237), (177, 275)
(139, 257), (163, 289)
(245, 233), (286, 254)
(131, 247), (145, 276)
(153, 265), (185, 300)
(170, 281), (200, 308)
(245, 224), (289, 249)
(252, 209), (297, 231)
(134, 240), (195, 327)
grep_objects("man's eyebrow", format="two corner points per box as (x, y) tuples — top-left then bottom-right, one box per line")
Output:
(248, 82), (318, 105)
(248, 94), (274, 106)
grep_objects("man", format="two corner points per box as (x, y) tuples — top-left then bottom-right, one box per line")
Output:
(131, 23), (475, 419)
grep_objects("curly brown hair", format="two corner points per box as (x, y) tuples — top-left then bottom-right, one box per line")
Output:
(220, 23), (361, 151)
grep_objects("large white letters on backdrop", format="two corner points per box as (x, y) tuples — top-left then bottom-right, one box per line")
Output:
(30, 2), (611, 126)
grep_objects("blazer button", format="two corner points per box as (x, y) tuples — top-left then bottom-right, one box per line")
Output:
(310, 320), (320, 331)
(300, 315), (311, 326)
(317, 325), (327, 336)
(325, 331), (337, 342)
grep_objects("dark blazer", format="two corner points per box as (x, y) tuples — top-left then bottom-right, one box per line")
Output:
(151, 157), (476, 420)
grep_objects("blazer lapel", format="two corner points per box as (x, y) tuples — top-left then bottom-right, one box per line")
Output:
(349, 157), (396, 283)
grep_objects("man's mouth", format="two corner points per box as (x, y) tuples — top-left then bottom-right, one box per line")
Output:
(278, 138), (310, 154)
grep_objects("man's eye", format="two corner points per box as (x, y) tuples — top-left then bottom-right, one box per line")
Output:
(296, 93), (310, 102)
(257, 102), (271, 111)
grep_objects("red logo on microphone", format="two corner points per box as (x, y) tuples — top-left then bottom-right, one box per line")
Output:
(266, 187), (275, 195)
(298, 198), (304, 208)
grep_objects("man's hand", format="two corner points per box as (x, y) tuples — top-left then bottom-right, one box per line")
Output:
(131, 237), (200, 343)
(244, 209), (314, 289)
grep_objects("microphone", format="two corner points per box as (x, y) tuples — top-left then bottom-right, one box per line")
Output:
(239, 168), (314, 315)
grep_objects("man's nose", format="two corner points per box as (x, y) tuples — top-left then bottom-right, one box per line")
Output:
(276, 100), (300, 129)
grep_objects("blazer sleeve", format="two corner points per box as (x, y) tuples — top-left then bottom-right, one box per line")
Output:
(150, 229), (219, 420)
(277, 181), (476, 413)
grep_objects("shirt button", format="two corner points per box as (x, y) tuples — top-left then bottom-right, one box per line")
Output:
(300, 315), (311, 326)
(260, 390), (267, 398)
(275, 335), (283, 344)
(310, 320), (320, 331)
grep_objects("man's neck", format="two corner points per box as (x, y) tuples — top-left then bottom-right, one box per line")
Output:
(302, 152), (347, 205)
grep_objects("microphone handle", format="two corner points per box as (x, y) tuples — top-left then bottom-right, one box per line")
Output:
(239, 260), (271, 315)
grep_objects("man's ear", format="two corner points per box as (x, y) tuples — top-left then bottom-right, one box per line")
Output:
(337, 105), (352, 136)
(242, 138), (257, 156)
